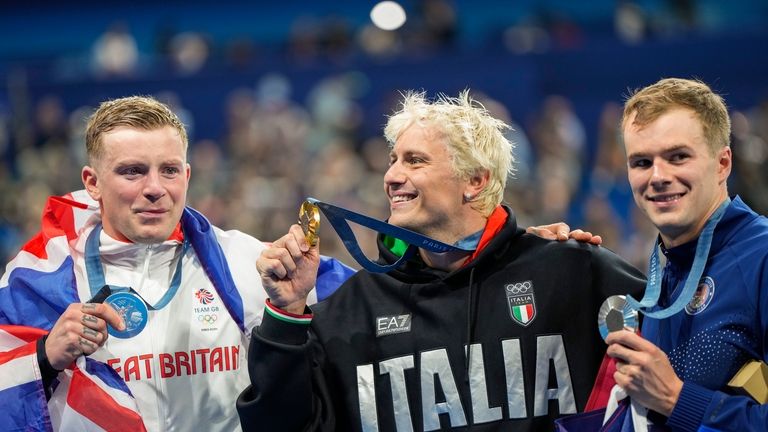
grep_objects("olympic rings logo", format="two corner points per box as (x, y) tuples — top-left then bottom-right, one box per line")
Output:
(505, 281), (532, 294)
(198, 314), (218, 325)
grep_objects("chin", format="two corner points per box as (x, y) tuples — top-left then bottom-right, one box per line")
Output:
(133, 229), (173, 244)
(391, 216), (418, 230)
(132, 236), (166, 244)
(657, 220), (690, 237)
(387, 214), (405, 227)
(648, 210), (682, 225)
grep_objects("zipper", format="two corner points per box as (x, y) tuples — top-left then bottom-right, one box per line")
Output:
(141, 243), (168, 431)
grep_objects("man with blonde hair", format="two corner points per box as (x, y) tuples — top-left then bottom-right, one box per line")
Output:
(237, 91), (645, 431)
(0, 95), (350, 431)
(604, 78), (768, 430)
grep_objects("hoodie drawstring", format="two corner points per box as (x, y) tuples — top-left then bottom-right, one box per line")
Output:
(464, 266), (477, 430)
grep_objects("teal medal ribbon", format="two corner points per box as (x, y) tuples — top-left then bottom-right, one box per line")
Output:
(626, 198), (730, 319)
(307, 198), (475, 273)
(85, 223), (188, 337)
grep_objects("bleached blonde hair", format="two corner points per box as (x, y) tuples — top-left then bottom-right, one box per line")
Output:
(383, 90), (514, 216)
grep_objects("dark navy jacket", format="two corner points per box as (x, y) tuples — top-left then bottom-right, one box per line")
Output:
(643, 196), (768, 431)
(237, 206), (645, 431)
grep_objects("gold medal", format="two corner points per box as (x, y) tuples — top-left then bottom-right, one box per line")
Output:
(298, 201), (320, 246)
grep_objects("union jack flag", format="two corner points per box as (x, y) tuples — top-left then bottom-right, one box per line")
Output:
(0, 191), (146, 431)
(0, 190), (355, 431)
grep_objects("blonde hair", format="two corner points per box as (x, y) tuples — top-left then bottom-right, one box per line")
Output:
(622, 78), (730, 152)
(383, 90), (514, 216)
(85, 96), (188, 163)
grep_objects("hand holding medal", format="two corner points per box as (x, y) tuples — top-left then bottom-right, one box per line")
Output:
(43, 295), (126, 370)
(255, 202), (323, 315)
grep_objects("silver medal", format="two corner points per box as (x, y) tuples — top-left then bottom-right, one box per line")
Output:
(106, 292), (149, 338)
(598, 295), (638, 341)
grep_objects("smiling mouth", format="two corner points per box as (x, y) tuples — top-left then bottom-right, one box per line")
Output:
(648, 193), (685, 202)
(391, 194), (416, 204)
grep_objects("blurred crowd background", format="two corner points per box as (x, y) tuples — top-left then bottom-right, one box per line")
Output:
(1, 0), (767, 271)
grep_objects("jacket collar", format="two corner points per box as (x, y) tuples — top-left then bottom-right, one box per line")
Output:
(377, 205), (520, 282)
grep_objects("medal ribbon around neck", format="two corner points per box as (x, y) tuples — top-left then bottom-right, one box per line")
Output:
(306, 198), (474, 273)
(626, 198), (730, 319)
(85, 223), (189, 310)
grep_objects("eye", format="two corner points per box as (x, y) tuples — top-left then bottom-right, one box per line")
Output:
(629, 158), (650, 169)
(669, 152), (690, 163)
(120, 166), (144, 177)
(406, 156), (425, 165)
(162, 166), (181, 177)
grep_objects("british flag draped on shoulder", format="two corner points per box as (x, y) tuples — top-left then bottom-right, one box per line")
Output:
(0, 191), (355, 431)
(0, 191), (146, 431)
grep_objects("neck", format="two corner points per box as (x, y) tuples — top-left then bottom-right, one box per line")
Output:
(419, 249), (473, 272)
(418, 212), (488, 272)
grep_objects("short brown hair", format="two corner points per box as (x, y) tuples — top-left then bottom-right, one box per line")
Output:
(85, 96), (188, 163)
(622, 78), (730, 152)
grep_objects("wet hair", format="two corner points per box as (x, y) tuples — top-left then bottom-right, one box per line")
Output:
(384, 90), (514, 216)
(622, 78), (730, 152)
(85, 95), (188, 164)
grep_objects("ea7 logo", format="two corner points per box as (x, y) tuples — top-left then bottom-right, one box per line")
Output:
(376, 314), (412, 337)
(506, 281), (536, 327)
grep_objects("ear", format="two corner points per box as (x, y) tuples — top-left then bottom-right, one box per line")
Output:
(82, 166), (101, 200)
(185, 163), (191, 183)
(465, 168), (490, 199)
(717, 146), (732, 185)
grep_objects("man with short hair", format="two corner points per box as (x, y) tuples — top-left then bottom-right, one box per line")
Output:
(605, 78), (768, 430)
(0, 96), (351, 431)
(237, 91), (646, 431)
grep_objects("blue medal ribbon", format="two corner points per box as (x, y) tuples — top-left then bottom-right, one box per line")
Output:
(307, 198), (474, 273)
(85, 223), (188, 310)
(626, 198), (730, 319)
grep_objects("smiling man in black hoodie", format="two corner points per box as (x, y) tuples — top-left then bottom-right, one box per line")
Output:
(237, 91), (646, 431)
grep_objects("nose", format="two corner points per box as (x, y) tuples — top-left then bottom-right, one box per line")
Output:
(383, 161), (404, 190)
(143, 171), (166, 203)
(649, 161), (671, 188)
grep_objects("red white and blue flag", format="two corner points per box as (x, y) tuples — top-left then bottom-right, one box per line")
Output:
(0, 191), (353, 431)
(0, 191), (147, 431)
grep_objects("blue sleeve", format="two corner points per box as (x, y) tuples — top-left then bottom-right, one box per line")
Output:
(667, 381), (768, 432)
(667, 253), (768, 432)
(315, 255), (356, 301)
